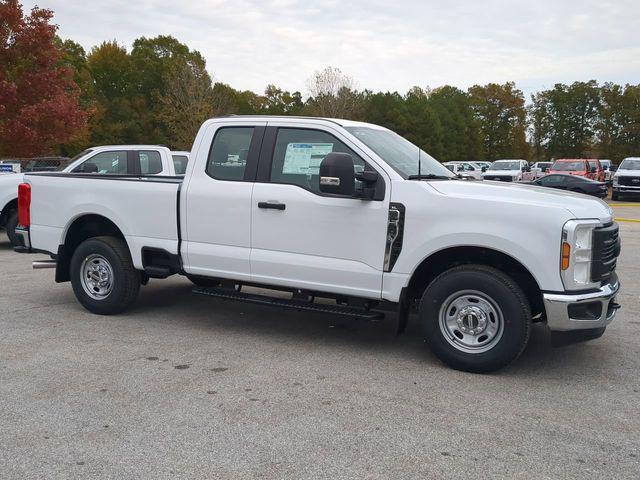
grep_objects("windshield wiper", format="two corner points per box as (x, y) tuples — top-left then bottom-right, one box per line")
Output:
(407, 174), (457, 180)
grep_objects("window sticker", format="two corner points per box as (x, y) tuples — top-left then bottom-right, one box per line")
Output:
(282, 143), (334, 175)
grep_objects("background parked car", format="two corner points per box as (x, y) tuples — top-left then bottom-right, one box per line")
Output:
(612, 157), (640, 201)
(587, 159), (605, 182)
(524, 174), (608, 198)
(442, 161), (483, 180)
(548, 159), (596, 179)
(482, 159), (531, 182)
(600, 159), (614, 184)
(530, 161), (552, 179)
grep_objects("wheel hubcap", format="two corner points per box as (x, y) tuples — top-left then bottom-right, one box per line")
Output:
(80, 254), (114, 300)
(439, 290), (504, 354)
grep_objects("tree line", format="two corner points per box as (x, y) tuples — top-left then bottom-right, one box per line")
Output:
(2, 1), (640, 163)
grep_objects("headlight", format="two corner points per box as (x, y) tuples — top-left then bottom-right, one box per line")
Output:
(561, 219), (601, 290)
(613, 177), (619, 186)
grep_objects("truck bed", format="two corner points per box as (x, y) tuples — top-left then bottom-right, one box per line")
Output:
(24, 173), (182, 269)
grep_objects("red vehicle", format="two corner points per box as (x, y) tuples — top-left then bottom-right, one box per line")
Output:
(548, 159), (598, 180)
(587, 159), (605, 182)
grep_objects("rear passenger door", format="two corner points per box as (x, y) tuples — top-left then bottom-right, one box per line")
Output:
(250, 124), (390, 299)
(182, 122), (266, 281)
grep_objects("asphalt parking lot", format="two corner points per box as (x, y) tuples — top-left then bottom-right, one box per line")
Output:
(1, 203), (639, 479)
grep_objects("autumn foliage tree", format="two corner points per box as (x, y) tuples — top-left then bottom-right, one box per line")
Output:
(0, 0), (89, 157)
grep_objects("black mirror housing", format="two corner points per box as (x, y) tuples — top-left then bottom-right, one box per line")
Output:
(319, 153), (355, 196)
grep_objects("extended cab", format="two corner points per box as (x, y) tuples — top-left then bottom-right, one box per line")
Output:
(14, 117), (621, 373)
(1, 146), (180, 246)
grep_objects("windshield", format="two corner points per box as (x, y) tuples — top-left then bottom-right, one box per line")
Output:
(588, 160), (599, 169)
(345, 126), (455, 179)
(551, 161), (585, 171)
(620, 159), (640, 170)
(488, 161), (521, 171)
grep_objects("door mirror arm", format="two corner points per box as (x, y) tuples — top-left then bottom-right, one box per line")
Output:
(355, 170), (379, 200)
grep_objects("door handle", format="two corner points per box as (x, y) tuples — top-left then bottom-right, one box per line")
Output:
(258, 201), (286, 211)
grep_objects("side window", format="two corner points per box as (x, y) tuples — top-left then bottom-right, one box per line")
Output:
(540, 175), (564, 186)
(74, 151), (127, 174)
(270, 128), (365, 194)
(206, 127), (254, 181)
(139, 150), (163, 175)
(172, 155), (188, 175)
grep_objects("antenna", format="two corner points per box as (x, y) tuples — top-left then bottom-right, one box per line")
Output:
(418, 145), (422, 178)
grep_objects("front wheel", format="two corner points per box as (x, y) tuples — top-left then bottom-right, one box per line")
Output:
(611, 192), (620, 201)
(70, 236), (141, 315)
(420, 265), (531, 373)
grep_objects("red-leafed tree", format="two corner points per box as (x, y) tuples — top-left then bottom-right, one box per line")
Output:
(0, 0), (89, 157)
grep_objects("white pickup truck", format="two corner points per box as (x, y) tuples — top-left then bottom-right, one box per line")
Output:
(1, 145), (184, 246)
(612, 157), (640, 200)
(14, 116), (621, 373)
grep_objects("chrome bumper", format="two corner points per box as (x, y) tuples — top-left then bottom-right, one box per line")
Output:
(543, 280), (620, 332)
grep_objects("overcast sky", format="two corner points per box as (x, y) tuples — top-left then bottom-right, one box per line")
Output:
(22, 0), (640, 99)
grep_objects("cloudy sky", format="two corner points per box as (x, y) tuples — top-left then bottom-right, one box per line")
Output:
(22, 0), (640, 99)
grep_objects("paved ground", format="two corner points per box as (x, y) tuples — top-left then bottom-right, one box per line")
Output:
(1, 204), (639, 479)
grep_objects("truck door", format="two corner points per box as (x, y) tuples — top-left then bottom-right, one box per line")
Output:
(182, 122), (266, 281)
(250, 124), (390, 299)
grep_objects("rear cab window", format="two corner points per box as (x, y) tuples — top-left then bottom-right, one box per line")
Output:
(172, 155), (188, 175)
(206, 127), (254, 181)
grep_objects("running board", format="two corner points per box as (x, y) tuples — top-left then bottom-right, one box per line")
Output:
(193, 286), (384, 320)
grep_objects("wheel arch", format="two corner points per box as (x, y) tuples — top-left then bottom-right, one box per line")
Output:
(56, 214), (126, 282)
(406, 245), (544, 317)
(0, 198), (18, 228)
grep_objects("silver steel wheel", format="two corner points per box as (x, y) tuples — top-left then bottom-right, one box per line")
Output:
(438, 290), (504, 354)
(80, 254), (114, 300)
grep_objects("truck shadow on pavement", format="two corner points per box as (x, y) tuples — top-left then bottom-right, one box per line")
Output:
(127, 277), (612, 378)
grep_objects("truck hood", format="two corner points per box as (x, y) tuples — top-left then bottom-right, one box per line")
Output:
(428, 180), (613, 223)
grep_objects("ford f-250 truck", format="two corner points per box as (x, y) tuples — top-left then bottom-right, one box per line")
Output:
(13, 116), (621, 372)
(1, 145), (186, 246)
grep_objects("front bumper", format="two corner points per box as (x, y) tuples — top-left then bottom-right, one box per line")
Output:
(543, 280), (620, 332)
(612, 185), (640, 194)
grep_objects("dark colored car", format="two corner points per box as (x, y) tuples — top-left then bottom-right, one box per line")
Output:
(524, 174), (608, 198)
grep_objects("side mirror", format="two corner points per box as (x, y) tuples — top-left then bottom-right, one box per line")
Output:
(319, 153), (355, 196)
(481, 166), (487, 172)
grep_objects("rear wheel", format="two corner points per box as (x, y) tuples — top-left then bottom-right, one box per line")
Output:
(70, 236), (140, 315)
(420, 265), (531, 373)
(5, 210), (18, 246)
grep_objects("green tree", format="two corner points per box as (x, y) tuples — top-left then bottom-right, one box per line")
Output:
(427, 86), (481, 161)
(529, 81), (601, 159)
(87, 41), (141, 144)
(468, 82), (528, 160)
(598, 83), (640, 161)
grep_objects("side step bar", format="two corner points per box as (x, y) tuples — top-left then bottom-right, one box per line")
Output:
(193, 286), (384, 320)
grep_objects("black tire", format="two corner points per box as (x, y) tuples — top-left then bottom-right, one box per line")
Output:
(420, 265), (531, 373)
(187, 275), (220, 288)
(5, 210), (18, 246)
(70, 236), (141, 315)
(611, 192), (619, 201)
